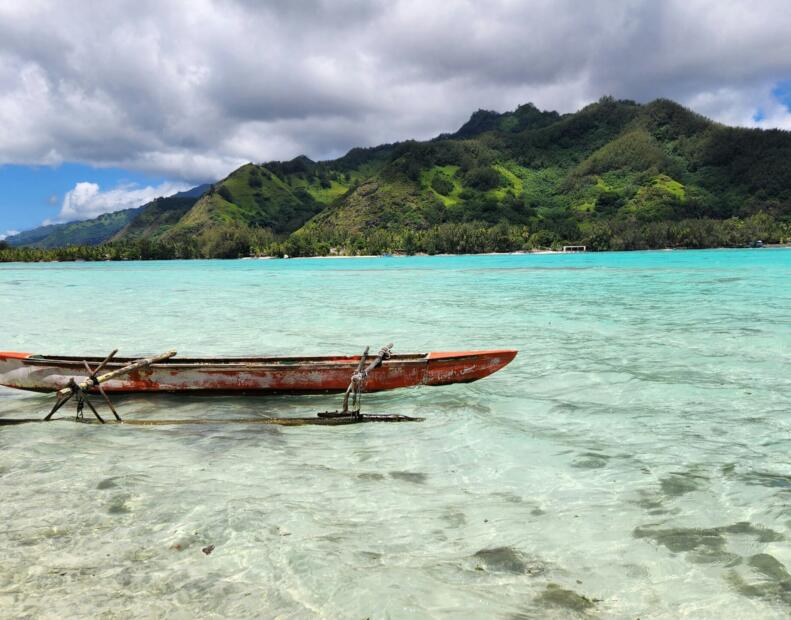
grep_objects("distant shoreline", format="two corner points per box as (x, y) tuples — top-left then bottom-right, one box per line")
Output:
(268, 245), (791, 260)
(2, 244), (790, 264)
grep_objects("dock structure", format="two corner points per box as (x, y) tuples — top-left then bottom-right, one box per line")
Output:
(562, 245), (587, 253)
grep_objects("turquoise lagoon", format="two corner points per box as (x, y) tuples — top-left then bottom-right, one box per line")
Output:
(0, 249), (789, 618)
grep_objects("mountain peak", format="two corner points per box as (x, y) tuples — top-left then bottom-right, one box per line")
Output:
(454, 109), (503, 138)
(5, 97), (789, 259)
(453, 103), (560, 138)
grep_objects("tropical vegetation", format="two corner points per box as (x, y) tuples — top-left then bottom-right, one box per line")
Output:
(3, 97), (791, 261)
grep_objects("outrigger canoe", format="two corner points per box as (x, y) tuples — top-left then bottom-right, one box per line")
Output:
(0, 350), (517, 395)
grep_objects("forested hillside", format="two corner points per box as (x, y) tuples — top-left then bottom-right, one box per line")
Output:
(282, 97), (790, 256)
(3, 97), (790, 261)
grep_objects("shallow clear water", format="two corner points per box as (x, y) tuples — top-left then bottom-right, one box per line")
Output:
(1, 249), (790, 619)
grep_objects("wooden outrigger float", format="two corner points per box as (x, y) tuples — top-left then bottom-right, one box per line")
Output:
(0, 345), (517, 426)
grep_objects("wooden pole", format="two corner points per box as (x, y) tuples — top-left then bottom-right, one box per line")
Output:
(364, 343), (393, 376)
(91, 349), (118, 376)
(44, 392), (73, 420)
(97, 384), (121, 421)
(81, 357), (121, 421)
(82, 395), (105, 423)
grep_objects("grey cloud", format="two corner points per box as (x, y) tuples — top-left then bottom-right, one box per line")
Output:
(0, 0), (790, 183)
(586, 1), (791, 103)
(366, 1), (621, 85)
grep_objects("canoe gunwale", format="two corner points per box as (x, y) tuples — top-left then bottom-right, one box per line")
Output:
(23, 353), (431, 369)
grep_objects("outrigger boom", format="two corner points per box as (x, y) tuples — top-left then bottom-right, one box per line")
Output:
(45, 350), (177, 422)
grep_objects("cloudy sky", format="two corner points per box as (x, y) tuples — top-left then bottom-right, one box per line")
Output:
(2, 0), (791, 235)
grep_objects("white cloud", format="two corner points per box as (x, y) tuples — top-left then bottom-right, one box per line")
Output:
(56, 181), (191, 223)
(0, 229), (20, 240)
(687, 86), (791, 130)
(0, 0), (790, 181)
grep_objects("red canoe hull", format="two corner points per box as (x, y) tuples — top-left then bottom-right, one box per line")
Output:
(0, 350), (517, 395)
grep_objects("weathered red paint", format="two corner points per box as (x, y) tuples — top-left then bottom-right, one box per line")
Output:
(0, 350), (517, 395)
(426, 350), (517, 386)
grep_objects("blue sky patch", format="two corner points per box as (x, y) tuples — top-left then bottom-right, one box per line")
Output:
(772, 80), (791, 111)
(0, 163), (176, 234)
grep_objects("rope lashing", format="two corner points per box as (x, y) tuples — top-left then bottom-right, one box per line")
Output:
(341, 343), (394, 415)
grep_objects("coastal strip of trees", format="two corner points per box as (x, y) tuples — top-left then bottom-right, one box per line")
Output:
(1, 213), (788, 262)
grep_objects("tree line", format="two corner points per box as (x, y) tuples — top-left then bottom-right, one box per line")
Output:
(2, 213), (787, 262)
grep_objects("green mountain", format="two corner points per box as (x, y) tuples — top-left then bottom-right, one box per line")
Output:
(292, 98), (791, 250)
(6, 185), (210, 249)
(180, 97), (790, 256)
(162, 163), (328, 239)
(111, 185), (211, 242)
(6, 208), (141, 248)
(4, 98), (791, 260)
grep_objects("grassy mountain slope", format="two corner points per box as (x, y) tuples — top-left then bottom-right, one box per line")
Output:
(163, 164), (321, 238)
(110, 196), (200, 242)
(6, 209), (141, 248)
(158, 155), (392, 249)
(111, 184), (211, 242)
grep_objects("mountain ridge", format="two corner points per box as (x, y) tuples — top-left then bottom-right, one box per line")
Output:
(4, 97), (790, 258)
